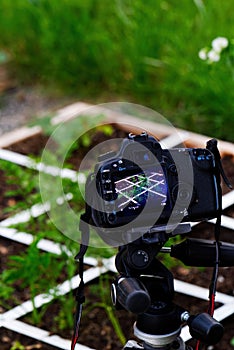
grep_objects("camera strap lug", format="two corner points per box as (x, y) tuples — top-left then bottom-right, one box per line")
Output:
(206, 138), (232, 189)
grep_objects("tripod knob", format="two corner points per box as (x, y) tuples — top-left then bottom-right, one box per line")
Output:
(187, 313), (224, 344)
(112, 277), (151, 314)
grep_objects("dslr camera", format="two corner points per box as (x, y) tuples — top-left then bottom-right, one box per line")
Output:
(88, 132), (220, 231)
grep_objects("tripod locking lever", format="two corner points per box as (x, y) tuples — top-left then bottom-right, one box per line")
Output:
(182, 311), (224, 345)
(170, 238), (234, 267)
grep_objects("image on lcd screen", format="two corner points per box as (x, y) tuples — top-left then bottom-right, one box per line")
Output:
(114, 169), (167, 211)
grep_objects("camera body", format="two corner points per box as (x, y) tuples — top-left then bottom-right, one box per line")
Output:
(89, 133), (220, 230)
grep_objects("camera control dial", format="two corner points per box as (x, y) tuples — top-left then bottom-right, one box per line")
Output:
(130, 249), (150, 269)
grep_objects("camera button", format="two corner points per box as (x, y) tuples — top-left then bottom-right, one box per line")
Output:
(105, 195), (113, 201)
(104, 183), (112, 190)
(103, 179), (111, 184)
(102, 169), (111, 180)
(104, 190), (114, 201)
(168, 164), (177, 174)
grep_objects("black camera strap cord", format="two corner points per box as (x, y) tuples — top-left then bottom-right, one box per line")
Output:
(206, 139), (232, 318)
(71, 179), (96, 350)
(196, 139), (232, 350)
(71, 175), (93, 350)
(70, 253), (84, 350)
(195, 214), (221, 350)
(71, 225), (89, 350)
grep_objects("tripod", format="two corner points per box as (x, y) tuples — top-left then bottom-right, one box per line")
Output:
(111, 225), (234, 350)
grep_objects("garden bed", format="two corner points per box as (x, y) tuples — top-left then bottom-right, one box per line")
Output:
(0, 115), (234, 350)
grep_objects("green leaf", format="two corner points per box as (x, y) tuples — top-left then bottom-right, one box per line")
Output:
(10, 341), (25, 350)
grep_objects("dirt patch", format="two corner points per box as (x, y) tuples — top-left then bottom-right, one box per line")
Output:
(0, 328), (59, 350)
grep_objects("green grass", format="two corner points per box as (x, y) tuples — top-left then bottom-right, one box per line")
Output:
(0, 153), (116, 333)
(0, 1), (233, 140)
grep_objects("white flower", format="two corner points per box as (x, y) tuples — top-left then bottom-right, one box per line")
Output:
(211, 36), (229, 53)
(207, 49), (220, 63)
(198, 48), (208, 60)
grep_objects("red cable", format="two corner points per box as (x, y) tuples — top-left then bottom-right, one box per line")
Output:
(195, 340), (201, 350)
(71, 336), (78, 350)
(209, 293), (215, 317)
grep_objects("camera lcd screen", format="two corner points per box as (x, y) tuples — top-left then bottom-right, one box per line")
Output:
(114, 168), (167, 215)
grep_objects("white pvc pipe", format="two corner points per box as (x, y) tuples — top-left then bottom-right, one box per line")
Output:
(160, 131), (190, 148)
(174, 279), (234, 304)
(0, 319), (94, 350)
(0, 202), (50, 227)
(209, 215), (234, 231)
(0, 226), (70, 255)
(0, 193), (73, 227)
(0, 149), (86, 183)
(222, 190), (234, 209)
(0, 226), (99, 268)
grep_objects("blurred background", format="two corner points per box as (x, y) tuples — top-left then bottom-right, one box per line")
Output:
(0, 0), (233, 141)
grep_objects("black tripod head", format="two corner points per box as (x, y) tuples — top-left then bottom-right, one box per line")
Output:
(110, 224), (234, 349)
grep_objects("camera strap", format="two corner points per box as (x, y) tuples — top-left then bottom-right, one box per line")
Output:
(71, 176), (93, 350)
(194, 139), (231, 350)
(206, 139), (232, 315)
(71, 215), (90, 350)
(206, 139), (221, 317)
(206, 139), (232, 190)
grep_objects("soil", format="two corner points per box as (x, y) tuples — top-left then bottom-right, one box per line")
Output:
(0, 328), (59, 350)
(0, 126), (234, 350)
